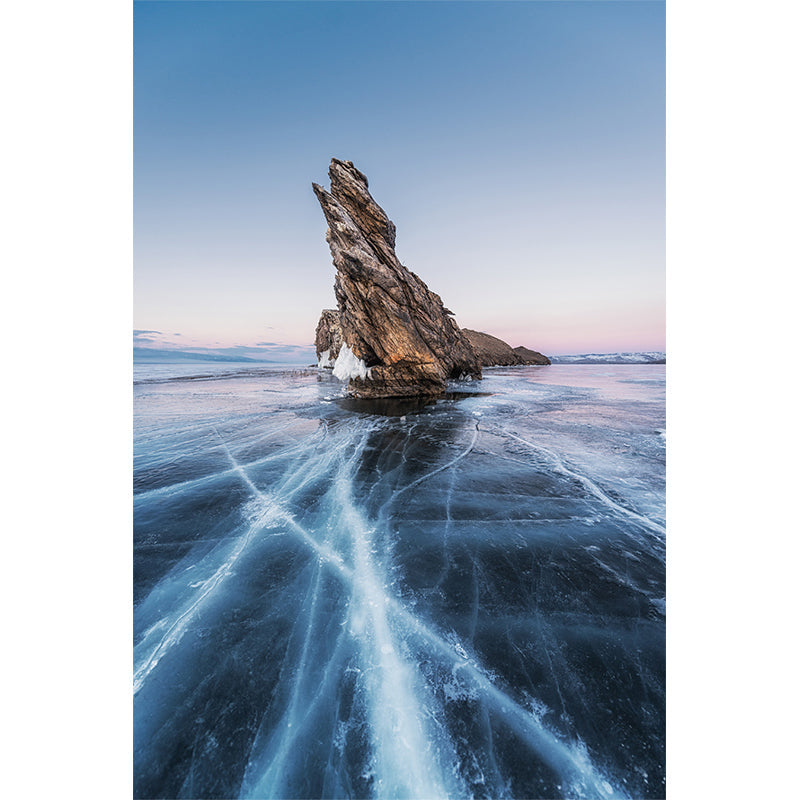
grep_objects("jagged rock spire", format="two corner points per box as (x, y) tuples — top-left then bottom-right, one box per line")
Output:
(313, 158), (481, 398)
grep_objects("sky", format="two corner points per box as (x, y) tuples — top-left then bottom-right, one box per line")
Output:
(134, 0), (665, 360)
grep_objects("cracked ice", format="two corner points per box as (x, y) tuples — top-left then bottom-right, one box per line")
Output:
(134, 363), (665, 799)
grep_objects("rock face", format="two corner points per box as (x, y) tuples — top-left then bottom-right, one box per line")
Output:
(462, 330), (523, 367)
(512, 345), (551, 366)
(314, 308), (343, 367)
(463, 329), (552, 366)
(312, 159), (482, 398)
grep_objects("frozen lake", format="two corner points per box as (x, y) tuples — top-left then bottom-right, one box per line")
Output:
(133, 364), (665, 799)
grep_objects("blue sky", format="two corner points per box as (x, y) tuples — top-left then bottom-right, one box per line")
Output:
(134, 0), (664, 359)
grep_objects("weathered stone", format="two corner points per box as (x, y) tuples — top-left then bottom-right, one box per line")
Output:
(313, 159), (482, 398)
(462, 329), (522, 367)
(315, 308), (343, 367)
(463, 329), (552, 367)
(512, 345), (551, 366)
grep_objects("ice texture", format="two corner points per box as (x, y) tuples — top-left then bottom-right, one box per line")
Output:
(333, 343), (372, 381)
(133, 364), (666, 799)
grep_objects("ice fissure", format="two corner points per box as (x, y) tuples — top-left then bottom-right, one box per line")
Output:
(134, 366), (665, 799)
(136, 418), (632, 800)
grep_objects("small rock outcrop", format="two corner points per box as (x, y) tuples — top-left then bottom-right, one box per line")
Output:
(315, 309), (343, 367)
(512, 345), (551, 366)
(313, 159), (482, 398)
(463, 329), (552, 366)
(462, 330), (523, 367)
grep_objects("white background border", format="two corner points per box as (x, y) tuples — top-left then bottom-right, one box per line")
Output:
(4, 1), (797, 796)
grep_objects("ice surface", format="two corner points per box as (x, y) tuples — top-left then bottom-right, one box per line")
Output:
(333, 344), (372, 382)
(134, 364), (665, 799)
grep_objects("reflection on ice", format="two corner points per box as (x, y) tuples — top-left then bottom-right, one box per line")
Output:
(134, 365), (665, 799)
(335, 390), (494, 418)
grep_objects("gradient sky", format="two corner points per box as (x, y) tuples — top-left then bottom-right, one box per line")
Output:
(134, 0), (664, 359)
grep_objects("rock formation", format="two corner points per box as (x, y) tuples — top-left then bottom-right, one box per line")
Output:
(314, 308), (343, 367)
(312, 159), (482, 398)
(316, 310), (551, 370)
(462, 329), (551, 366)
(462, 330), (523, 367)
(512, 345), (551, 365)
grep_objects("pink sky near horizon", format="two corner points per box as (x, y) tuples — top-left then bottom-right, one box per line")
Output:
(134, 296), (665, 359)
(134, 221), (665, 358)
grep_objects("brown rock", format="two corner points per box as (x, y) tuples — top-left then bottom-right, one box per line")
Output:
(512, 345), (551, 366)
(315, 308), (343, 367)
(312, 159), (482, 398)
(462, 329), (522, 366)
(462, 330), (552, 367)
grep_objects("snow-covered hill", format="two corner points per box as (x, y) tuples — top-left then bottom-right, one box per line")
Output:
(550, 352), (666, 365)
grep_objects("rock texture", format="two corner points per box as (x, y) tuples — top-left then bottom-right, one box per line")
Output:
(313, 159), (482, 397)
(512, 345), (551, 366)
(314, 308), (343, 366)
(462, 330), (523, 367)
(463, 329), (552, 367)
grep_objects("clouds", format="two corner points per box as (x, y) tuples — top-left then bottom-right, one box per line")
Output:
(212, 343), (316, 363)
(133, 329), (179, 347)
(133, 329), (163, 344)
(132, 331), (315, 363)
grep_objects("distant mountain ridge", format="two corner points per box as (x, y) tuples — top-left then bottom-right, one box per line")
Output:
(550, 352), (666, 365)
